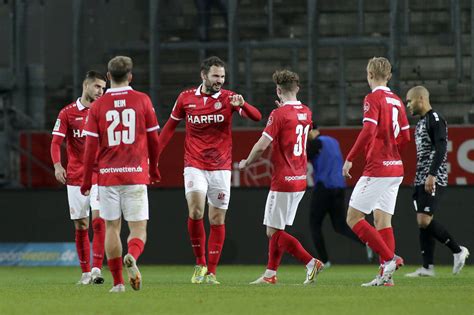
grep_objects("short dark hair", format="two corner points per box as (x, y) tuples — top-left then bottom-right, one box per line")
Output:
(84, 70), (106, 83)
(272, 69), (299, 92)
(200, 56), (226, 75)
(108, 56), (133, 83)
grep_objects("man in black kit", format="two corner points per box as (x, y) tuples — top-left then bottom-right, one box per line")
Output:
(404, 86), (469, 277)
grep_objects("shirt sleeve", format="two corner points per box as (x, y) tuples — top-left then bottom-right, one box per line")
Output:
(52, 109), (68, 137)
(145, 96), (160, 132)
(398, 103), (410, 132)
(362, 96), (379, 126)
(170, 93), (185, 121)
(428, 112), (448, 176)
(262, 110), (280, 141)
(83, 105), (99, 138)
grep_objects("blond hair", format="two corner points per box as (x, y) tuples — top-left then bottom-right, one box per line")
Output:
(108, 56), (133, 83)
(272, 69), (299, 92)
(367, 57), (392, 81)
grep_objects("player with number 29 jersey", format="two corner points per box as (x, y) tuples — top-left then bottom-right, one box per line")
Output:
(83, 86), (160, 186)
(263, 101), (312, 192)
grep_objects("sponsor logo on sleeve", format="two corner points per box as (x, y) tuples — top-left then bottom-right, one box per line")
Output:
(363, 102), (370, 113)
(53, 119), (61, 131)
(267, 116), (273, 126)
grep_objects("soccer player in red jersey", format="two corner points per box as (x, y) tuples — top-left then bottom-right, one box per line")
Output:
(80, 56), (160, 292)
(343, 57), (411, 286)
(239, 70), (324, 285)
(158, 56), (262, 284)
(50, 70), (107, 285)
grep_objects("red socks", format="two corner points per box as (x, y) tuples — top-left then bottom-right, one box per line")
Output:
(207, 224), (225, 274)
(378, 227), (395, 264)
(92, 218), (105, 269)
(352, 220), (393, 262)
(267, 232), (284, 271)
(75, 229), (90, 273)
(127, 238), (145, 261)
(188, 218), (207, 266)
(108, 257), (124, 286)
(274, 230), (313, 265)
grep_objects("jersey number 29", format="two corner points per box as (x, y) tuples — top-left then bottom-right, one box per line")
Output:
(294, 124), (310, 156)
(106, 109), (136, 146)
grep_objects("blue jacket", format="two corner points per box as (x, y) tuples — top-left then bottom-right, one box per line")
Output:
(308, 135), (346, 189)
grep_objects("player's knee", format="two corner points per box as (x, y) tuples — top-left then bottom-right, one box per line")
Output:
(189, 207), (204, 219)
(209, 214), (225, 225)
(74, 218), (89, 230)
(346, 216), (357, 228)
(417, 218), (431, 228)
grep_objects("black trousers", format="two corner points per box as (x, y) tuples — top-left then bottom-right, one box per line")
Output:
(309, 182), (363, 262)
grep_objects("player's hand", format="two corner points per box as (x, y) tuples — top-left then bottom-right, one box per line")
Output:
(150, 167), (161, 184)
(229, 94), (245, 107)
(80, 184), (91, 196)
(425, 175), (436, 195)
(238, 159), (248, 170)
(342, 161), (352, 179)
(54, 163), (67, 185)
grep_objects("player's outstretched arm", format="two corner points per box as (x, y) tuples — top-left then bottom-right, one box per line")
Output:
(230, 94), (262, 121)
(80, 135), (99, 196)
(51, 135), (66, 184)
(239, 135), (272, 169)
(147, 130), (161, 184)
(157, 118), (179, 159)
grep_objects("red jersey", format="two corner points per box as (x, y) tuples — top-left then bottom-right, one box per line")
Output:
(170, 85), (245, 171)
(83, 86), (160, 186)
(361, 86), (410, 177)
(262, 101), (312, 192)
(52, 99), (90, 186)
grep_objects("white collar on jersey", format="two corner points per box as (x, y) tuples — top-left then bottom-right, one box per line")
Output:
(372, 86), (391, 93)
(76, 98), (86, 111)
(195, 84), (221, 99)
(106, 86), (133, 94)
(283, 101), (302, 106)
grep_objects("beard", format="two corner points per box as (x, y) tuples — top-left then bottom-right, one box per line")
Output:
(203, 80), (222, 94)
(85, 92), (100, 103)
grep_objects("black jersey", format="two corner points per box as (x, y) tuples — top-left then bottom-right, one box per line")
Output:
(414, 110), (448, 186)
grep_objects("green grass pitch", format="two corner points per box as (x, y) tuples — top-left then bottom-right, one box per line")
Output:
(0, 265), (472, 315)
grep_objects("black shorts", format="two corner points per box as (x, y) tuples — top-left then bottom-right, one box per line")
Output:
(412, 184), (444, 215)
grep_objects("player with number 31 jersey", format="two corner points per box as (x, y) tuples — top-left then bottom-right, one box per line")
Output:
(240, 70), (323, 286)
(262, 100), (312, 192)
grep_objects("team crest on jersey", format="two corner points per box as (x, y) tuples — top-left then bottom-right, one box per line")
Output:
(214, 102), (222, 110)
(364, 102), (370, 113)
(267, 116), (273, 126)
(53, 119), (61, 131)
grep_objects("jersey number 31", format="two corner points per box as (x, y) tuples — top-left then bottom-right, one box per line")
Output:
(294, 124), (310, 156)
(106, 109), (136, 146)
